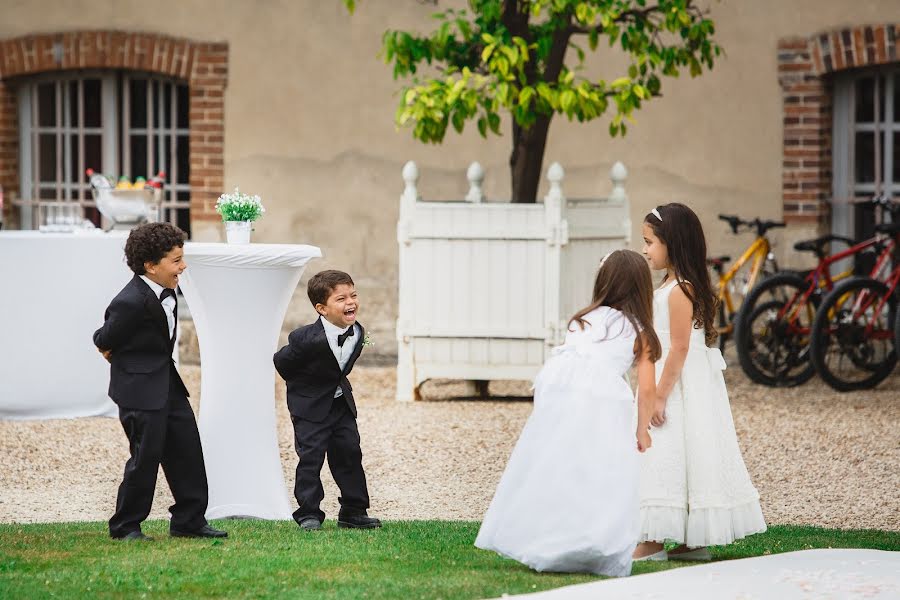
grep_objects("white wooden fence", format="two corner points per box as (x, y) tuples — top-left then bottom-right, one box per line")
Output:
(396, 161), (631, 401)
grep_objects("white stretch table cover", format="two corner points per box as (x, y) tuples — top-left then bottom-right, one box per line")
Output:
(180, 242), (321, 520)
(0, 231), (129, 419)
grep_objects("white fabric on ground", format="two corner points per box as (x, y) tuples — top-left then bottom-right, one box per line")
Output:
(488, 549), (900, 599)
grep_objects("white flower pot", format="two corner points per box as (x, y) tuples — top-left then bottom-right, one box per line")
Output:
(224, 220), (252, 244)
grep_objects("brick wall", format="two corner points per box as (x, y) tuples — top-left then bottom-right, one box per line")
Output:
(0, 31), (228, 228)
(778, 25), (899, 227)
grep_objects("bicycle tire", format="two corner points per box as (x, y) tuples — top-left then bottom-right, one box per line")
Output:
(809, 277), (897, 392)
(734, 272), (816, 386)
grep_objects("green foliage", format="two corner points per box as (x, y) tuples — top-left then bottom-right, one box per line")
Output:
(0, 520), (897, 598)
(357, 1), (721, 142)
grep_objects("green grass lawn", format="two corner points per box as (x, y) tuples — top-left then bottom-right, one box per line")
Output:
(0, 521), (897, 599)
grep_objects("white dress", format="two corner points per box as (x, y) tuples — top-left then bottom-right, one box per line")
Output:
(475, 306), (641, 577)
(638, 279), (767, 547)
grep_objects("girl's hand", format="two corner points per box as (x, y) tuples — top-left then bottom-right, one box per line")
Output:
(650, 396), (667, 427)
(637, 427), (652, 453)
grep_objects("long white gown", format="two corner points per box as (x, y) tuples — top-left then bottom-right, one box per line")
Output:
(475, 306), (642, 577)
(638, 278), (767, 547)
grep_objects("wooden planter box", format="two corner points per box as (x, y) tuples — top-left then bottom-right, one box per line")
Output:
(396, 161), (631, 401)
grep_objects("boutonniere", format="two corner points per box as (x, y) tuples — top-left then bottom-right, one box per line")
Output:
(363, 333), (373, 347)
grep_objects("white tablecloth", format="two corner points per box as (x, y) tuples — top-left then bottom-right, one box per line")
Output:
(0, 231), (128, 419)
(180, 242), (322, 520)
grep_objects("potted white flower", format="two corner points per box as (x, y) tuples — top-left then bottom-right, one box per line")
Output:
(215, 187), (265, 244)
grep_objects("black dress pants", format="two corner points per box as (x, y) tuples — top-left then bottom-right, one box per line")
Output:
(291, 397), (370, 524)
(109, 372), (209, 538)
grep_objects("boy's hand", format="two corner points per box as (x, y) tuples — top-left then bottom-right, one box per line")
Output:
(637, 427), (652, 453)
(98, 348), (112, 362)
(650, 396), (667, 427)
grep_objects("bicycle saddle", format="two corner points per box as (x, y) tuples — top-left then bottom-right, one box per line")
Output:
(793, 234), (855, 255)
(874, 222), (900, 235)
(706, 255), (731, 268)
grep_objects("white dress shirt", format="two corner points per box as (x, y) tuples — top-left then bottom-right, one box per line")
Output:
(140, 275), (176, 339)
(319, 316), (359, 398)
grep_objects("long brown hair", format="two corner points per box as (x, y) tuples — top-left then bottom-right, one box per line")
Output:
(644, 202), (719, 346)
(569, 249), (661, 362)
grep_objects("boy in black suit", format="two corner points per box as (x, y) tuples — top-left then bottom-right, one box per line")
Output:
(93, 222), (226, 541)
(274, 270), (380, 531)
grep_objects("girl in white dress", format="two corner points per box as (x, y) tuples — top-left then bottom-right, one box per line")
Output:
(634, 203), (766, 562)
(476, 250), (661, 577)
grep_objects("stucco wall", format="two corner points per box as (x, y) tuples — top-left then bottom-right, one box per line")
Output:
(2, 0), (899, 359)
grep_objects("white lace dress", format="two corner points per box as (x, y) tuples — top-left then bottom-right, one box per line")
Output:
(475, 306), (641, 577)
(638, 279), (767, 547)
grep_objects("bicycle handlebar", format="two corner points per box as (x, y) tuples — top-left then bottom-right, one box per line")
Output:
(718, 214), (786, 237)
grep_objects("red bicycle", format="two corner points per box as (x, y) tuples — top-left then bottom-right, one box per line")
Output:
(809, 220), (900, 391)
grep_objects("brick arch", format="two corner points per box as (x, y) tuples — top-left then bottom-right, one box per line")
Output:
(0, 30), (227, 227)
(777, 24), (899, 225)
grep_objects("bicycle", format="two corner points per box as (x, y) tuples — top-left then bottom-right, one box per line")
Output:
(707, 215), (784, 351)
(733, 196), (898, 387)
(809, 220), (900, 391)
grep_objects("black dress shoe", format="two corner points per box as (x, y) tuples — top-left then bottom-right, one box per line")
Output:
(170, 524), (228, 538)
(115, 530), (153, 541)
(298, 517), (322, 531)
(338, 514), (382, 529)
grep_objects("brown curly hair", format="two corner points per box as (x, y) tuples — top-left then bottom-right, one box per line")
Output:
(124, 222), (187, 274)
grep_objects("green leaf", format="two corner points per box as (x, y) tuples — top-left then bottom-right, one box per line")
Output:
(481, 43), (496, 63)
(519, 86), (535, 107)
(560, 89), (576, 113)
(477, 117), (487, 137)
(488, 112), (501, 134)
(451, 110), (465, 133)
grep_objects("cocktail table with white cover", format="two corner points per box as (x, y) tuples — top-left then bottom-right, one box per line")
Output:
(180, 242), (321, 520)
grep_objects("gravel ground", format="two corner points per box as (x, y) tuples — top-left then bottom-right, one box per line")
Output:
(1, 360), (898, 531)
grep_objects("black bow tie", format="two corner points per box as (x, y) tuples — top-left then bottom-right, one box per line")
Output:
(337, 327), (355, 347)
(160, 288), (176, 303)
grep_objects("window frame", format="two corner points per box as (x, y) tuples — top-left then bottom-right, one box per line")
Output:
(832, 66), (899, 240)
(15, 69), (190, 232)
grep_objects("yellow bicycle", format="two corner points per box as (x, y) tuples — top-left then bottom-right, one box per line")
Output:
(707, 215), (785, 351)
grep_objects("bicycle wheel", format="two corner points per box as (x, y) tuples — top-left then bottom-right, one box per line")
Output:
(810, 278), (897, 392)
(735, 272), (817, 386)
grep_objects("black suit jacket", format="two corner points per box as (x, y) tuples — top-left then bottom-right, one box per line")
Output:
(273, 319), (364, 422)
(93, 275), (188, 410)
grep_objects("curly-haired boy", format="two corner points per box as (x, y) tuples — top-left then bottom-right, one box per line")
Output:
(93, 222), (226, 541)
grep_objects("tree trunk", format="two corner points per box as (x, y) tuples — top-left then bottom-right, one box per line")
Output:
(503, 5), (569, 203)
(510, 114), (552, 203)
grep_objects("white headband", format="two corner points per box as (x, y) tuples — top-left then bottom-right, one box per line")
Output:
(599, 251), (613, 269)
(650, 207), (662, 221)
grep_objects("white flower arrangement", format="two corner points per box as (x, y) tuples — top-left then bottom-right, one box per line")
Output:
(215, 187), (266, 222)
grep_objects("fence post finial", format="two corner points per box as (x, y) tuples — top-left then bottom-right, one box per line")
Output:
(609, 161), (628, 203)
(465, 162), (485, 203)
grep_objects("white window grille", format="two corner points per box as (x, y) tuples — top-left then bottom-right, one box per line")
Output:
(833, 67), (899, 240)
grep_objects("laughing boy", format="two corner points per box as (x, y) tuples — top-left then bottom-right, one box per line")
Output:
(273, 270), (381, 531)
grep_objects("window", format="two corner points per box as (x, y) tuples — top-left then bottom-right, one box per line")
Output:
(16, 71), (191, 234)
(833, 67), (900, 240)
